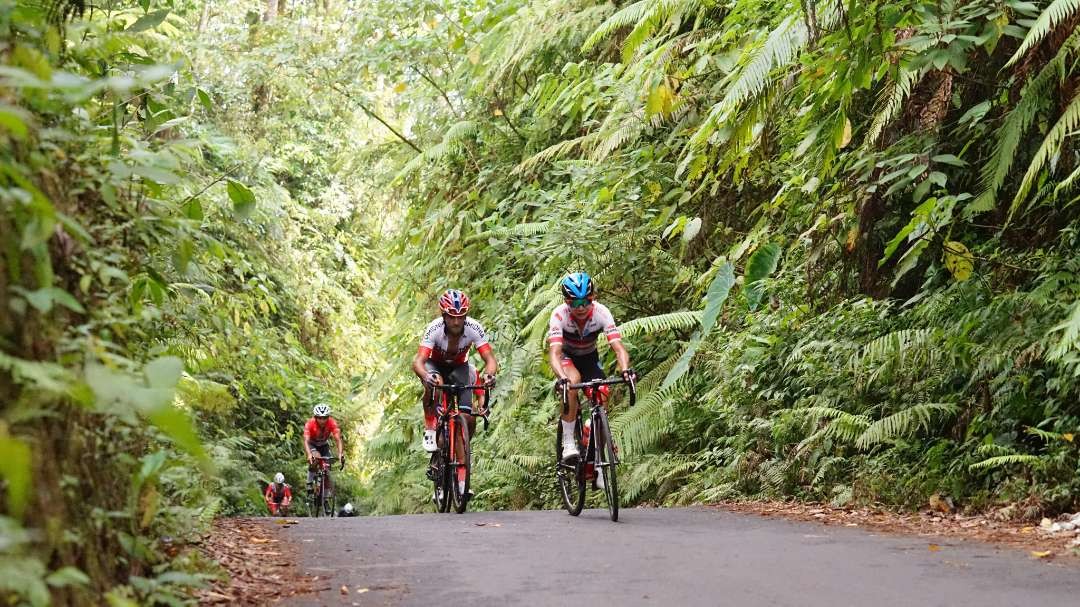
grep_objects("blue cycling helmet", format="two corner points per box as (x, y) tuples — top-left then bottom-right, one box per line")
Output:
(560, 272), (594, 299)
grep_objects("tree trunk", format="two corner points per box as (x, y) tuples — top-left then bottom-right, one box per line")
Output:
(264, 0), (278, 22)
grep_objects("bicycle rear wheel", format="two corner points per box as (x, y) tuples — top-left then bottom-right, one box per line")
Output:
(555, 418), (585, 516)
(595, 408), (619, 522)
(451, 415), (471, 514)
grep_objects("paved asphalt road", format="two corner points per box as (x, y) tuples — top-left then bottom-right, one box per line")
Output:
(278, 507), (1078, 606)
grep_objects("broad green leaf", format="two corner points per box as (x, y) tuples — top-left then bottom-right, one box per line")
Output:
(196, 88), (213, 111)
(682, 217), (702, 242)
(837, 117), (853, 148)
(943, 240), (974, 281)
(0, 105), (30, 140)
(0, 435), (31, 518)
(145, 356), (184, 389)
(10, 287), (83, 314)
(661, 332), (701, 391)
(645, 83), (674, 118)
(227, 179), (256, 217)
(45, 567), (90, 588)
(701, 261), (735, 332)
(128, 9), (170, 32)
(47, 287), (85, 313)
(745, 243), (781, 311)
(147, 407), (211, 468)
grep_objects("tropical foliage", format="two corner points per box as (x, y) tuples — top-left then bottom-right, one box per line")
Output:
(3, 0), (1080, 602)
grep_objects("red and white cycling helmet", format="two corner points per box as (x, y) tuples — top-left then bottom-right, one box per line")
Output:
(438, 289), (470, 317)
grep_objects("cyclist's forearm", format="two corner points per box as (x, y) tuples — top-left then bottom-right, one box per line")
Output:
(412, 352), (430, 379)
(612, 341), (630, 372)
(481, 351), (498, 376)
(548, 347), (566, 380)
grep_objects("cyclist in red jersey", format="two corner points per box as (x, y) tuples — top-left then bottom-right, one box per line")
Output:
(265, 472), (292, 515)
(303, 403), (344, 490)
(412, 289), (498, 453)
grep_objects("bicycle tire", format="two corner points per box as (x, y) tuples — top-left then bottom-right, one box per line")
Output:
(311, 474), (322, 518)
(436, 426), (452, 513)
(555, 418), (585, 516)
(596, 408), (619, 522)
(451, 415), (471, 514)
(324, 474), (335, 517)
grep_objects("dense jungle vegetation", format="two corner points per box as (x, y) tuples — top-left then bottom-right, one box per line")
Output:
(3, 0), (1080, 602)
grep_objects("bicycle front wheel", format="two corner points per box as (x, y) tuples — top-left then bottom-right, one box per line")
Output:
(451, 415), (471, 514)
(555, 419), (585, 516)
(431, 449), (451, 513)
(324, 475), (335, 517)
(311, 477), (322, 518)
(595, 408), (619, 522)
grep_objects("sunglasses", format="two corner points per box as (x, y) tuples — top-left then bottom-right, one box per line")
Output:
(567, 298), (591, 308)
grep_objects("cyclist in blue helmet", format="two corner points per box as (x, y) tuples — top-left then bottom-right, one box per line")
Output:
(547, 272), (635, 461)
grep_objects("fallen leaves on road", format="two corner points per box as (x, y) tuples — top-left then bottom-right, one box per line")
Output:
(710, 500), (1079, 563)
(196, 518), (320, 605)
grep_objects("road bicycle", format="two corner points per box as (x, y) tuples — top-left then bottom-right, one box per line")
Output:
(427, 382), (492, 514)
(555, 375), (635, 521)
(309, 455), (338, 517)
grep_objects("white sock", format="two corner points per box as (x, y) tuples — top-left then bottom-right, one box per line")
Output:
(561, 419), (576, 444)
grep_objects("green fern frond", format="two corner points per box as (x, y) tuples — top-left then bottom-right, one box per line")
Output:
(612, 380), (687, 455)
(1047, 301), (1080, 360)
(969, 454), (1043, 470)
(466, 221), (553, 244)
(1025, 426), (1065, 443)
(687, 15), (808, 152)
(810, 456), (849, 488)
(620, 311), (703, 338)
(972, 30), (1080, 212)
(635, 351), (681, 394)
(1005, 0), (1080, 67)
(1008, 90), (1080, 219)
(865, 67), (921, 145)
(591, 117), (645, 161)
(582, 0), (656, 52)
(854, 402), (958, 449)
(520, 291), (561, 346)
(622, 454), (698, 502)
(757, 458), (790, 493)
(513, 135), (591, 175)
(798, 406), (871, 443)
(198, 497), (223, 527)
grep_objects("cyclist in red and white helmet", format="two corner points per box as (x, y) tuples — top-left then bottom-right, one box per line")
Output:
(412, 289), (498, 453)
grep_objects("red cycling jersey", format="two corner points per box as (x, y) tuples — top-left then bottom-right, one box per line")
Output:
(265, 482), (292, 503)
(303, 417), (341, 445)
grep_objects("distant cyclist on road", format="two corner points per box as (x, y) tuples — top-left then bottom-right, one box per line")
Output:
(264, 472), (292, 516)
(548, 272), (635, 461)
(413, 289), (498, 453)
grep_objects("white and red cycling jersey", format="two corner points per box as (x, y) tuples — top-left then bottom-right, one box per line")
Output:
(418, 317), (492, 365)
(547, 302), (622, 356)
